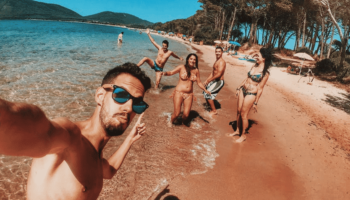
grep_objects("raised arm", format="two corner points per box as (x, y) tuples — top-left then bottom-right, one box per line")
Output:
(195, 69), (210, 94)
(162, 65), (183, 76)
(102, 113), (146, 179)
(204, 61), (226, 85)
(253, 73), (270, 112)
(146, 29), (161, 50)
(171, 51), (183, 61)
(0, 99), (74, 158)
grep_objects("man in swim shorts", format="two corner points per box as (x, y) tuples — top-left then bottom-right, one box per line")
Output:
(203, 47), (226, 115)
(118, 32), (124, 43)
(137, 28), (183, 89)
(0, 63), (151, 200)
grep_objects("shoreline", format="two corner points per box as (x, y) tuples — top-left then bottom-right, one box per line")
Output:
(156, 42), (350, 199)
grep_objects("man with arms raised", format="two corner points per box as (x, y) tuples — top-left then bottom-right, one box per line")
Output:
(203, 47), (226, 116)
(0, 63), (151, 200)
(137, 29), (183, 89)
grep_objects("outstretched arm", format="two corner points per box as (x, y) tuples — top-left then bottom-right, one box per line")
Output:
(162, 65), (183, 76)
(146, 29), (161, 50)
(0, 99), (73, 157)
(102, 113), (146, 179)
(171, 52), (183, 61)
(204, 61), (226, 85)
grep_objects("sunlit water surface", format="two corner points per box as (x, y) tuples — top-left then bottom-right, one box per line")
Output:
(0, 20), (219, 199)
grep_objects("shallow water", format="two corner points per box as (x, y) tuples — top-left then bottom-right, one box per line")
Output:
(0, 20), (219, 199)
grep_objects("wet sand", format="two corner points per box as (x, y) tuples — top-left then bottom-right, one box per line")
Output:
(157, 44), (350, 199)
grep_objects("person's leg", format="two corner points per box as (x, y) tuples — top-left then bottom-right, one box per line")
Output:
(207, 99), (217, 115)
(137, 57), (154, 68)
(229, 89), (244, 137)
(236, 95), (255, 143)
(155, 71), (163, 89)
(169, 91), (183, 127)
(182, 95), (193, 125)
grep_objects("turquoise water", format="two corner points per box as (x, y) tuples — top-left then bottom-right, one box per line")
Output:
(0, 20), (218, 200)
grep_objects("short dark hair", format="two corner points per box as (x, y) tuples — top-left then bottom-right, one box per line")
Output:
(215, 46), (223, 52)
(121, 32), (124, 34)
(162, 40), (169, 47)
(101, 63), (151, 91)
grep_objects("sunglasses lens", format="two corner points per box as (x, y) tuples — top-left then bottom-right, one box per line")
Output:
(112, 87), (130, 103)
(132, 101), (148, 114)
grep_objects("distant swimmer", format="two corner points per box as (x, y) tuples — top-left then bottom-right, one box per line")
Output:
(203, 47), (226, 116)
(139, 31), (142, 34)
(137, 28), (183, 89)
(0, 63), (151, 199)
(162, 53), (210, 127)
(229, 47), (271, 143)
(118, 32), (124, 43)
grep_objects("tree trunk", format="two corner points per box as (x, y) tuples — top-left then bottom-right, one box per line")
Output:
(249, 17), (258, 44)
(320, 16), (325, 60)
(219, 10), (226, 41)
(327, 24), (335, 58)
(226, 7), (237, 41)
(267, 29), (274, 46)
(310, 24), (318, 52)
(302, 11), (307, 47)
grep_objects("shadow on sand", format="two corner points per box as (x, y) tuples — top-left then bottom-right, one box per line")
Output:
(323, 92), (350, 115)
(161, 85), (176, 91)
(202, 100), (221, 111)
(153, 185), (180, 200)
(229, 119), (258, 135)
(174, 110), (210, 127)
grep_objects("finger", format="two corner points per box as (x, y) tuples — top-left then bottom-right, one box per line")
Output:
(139, 130), (146, 135)
(136, 113), (145, 124)
(138, 126), (146, 132)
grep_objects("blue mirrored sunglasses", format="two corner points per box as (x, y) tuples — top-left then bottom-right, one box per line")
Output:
(103, 84), (149, 114)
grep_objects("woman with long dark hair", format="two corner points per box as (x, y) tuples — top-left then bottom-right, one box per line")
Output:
(162, 53), (210, 127)
(230, 47), (272, 142)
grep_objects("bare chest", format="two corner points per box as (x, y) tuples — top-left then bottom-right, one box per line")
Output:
(27, 150), (104, 200)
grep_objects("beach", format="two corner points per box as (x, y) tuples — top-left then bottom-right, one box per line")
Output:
(1, 20), (350, 200)
(154, 43), (350, 199)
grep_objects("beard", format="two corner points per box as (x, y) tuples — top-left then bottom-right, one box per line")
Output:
(99, 103), (129, 137)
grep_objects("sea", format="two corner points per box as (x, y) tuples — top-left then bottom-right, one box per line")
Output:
(0, 20), (220, 200)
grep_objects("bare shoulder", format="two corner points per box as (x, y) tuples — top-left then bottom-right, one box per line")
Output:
(52, 117), (82, 140)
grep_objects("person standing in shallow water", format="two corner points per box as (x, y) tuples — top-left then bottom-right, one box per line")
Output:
(162, 53), (211, 127)
(229, 47), (271, 143)
(118, 32), (124, 43)
(203, 47), (226, 116)
(0, 63), (151, 200)
(137, 28), (183, 89)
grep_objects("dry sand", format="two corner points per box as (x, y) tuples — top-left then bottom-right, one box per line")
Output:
(154, 43), (350, 199)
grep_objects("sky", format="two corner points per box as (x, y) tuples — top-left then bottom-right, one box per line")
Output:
(36, 0), (203, 23)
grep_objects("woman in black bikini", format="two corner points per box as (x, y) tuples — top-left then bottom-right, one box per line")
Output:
(230, 47), (272, 142)
(163, 53), (210, 127)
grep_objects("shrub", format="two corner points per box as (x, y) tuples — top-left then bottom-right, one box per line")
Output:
(295, 47), (313, 55)
(330, 51), (341, 58)
(315, 59), (335, 74)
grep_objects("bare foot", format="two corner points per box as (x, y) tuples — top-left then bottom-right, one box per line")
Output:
(167, 121), (173, 128)
(235, 135), (246, 143)
(228, 131), (240, 137)
(209, 111), (218, 116)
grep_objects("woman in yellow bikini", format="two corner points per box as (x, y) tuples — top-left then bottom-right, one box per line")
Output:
(163, 53), (210, 127)
(230, 47), (272, 143)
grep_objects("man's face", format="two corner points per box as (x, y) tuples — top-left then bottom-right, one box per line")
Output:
(215, 48), (223, 59)
(162, 43), (168, 51)
(99, 73), (145, 137)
